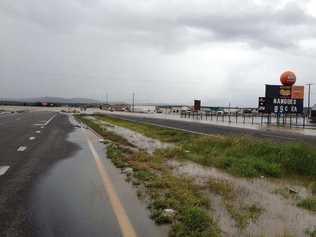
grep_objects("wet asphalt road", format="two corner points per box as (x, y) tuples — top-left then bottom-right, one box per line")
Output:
(0, 111), (166, 237)
(105, 113), (316, 146)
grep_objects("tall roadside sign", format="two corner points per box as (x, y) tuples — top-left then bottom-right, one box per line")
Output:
(258, 97), (267, 113)
(194, 100), (201, 111)
(258, 71), (304, 114)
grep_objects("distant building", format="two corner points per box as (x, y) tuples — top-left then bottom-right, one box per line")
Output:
(157, 105), (191, 114)
(133, 105), (156, 113)
(223, 108), (241, 114)
(109, 104), (130, 112)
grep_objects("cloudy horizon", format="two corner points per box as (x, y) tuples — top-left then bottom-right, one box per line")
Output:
(1, 0), (316, 107)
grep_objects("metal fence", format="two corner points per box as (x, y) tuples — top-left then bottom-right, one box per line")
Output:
(180, 111), (316, 129)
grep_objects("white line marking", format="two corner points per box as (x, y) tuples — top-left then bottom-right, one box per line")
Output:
(29, 137), (36, 140)
(44, 114), (57, 126)
(35, 130), (41, 134)
(82, 128), (138, 237)
(17, 146), (27, 152)
(33, 123), (44, 126)
(0, 166), (10, 176)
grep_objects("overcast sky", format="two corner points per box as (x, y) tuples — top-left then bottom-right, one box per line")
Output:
(1, 0), (316, 106)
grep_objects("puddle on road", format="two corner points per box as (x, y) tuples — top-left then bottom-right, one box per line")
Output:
(29, 117), (167, 237)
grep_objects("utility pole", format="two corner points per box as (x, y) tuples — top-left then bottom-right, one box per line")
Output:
(228, 102), (231, 123)
(132, 92), (135, 112)
(305, 83), (313, 117)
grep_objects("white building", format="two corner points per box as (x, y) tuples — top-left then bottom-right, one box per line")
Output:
(133, 105), (156, 113)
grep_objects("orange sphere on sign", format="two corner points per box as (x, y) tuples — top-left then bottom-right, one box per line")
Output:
(280, 71), (296, 86)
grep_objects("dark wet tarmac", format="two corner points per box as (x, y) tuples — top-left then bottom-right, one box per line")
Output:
(29, 117), (167, 237)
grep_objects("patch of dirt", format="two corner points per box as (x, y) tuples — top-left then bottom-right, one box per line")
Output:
(210, 193), (240, 237)
(167, 160), (316, 237)
(97, 120), (173, 154)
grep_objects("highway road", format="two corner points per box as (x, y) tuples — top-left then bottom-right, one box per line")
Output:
(0, 111), (166, 237)
(105, 113), (316, 146)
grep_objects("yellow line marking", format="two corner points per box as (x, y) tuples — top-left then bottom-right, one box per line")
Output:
(84, 130), (138, 237)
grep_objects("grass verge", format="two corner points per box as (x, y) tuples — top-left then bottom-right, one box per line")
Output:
(75, 115), (133, 147)
(108, 144), (220, 236)
(77, 115), (220, 237)
(92, 114), (316, 179)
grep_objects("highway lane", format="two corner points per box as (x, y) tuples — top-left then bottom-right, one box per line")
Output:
(0, 111), (166, 237)
(0, 112), (22, 124)
(0, 111), (79, 236)
(105, 113), (316, 145)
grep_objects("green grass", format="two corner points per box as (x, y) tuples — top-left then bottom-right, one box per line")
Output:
(75, 115), (133, 147)
(92, 114), (316, 179)
(170, 207), (219, 237)
(297, 197), (316, 212)
(107, 144), (220, 236)
(311, 182), (316, 195)
(305, 227), (316, 237)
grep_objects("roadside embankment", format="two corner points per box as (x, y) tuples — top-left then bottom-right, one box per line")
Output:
(76, 114), (316, 237)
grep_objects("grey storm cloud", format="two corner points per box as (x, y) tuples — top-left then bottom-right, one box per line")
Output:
(0, 0), (315, 50)
(179, 2), (316, 48)
(0, 0), (316, 105)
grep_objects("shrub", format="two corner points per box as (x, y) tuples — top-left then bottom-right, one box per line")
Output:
(223, 156), (281, 178)
(297, 197), (316, 211)
(170, 207), (219, 237)
(312, 182), (316, 195)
